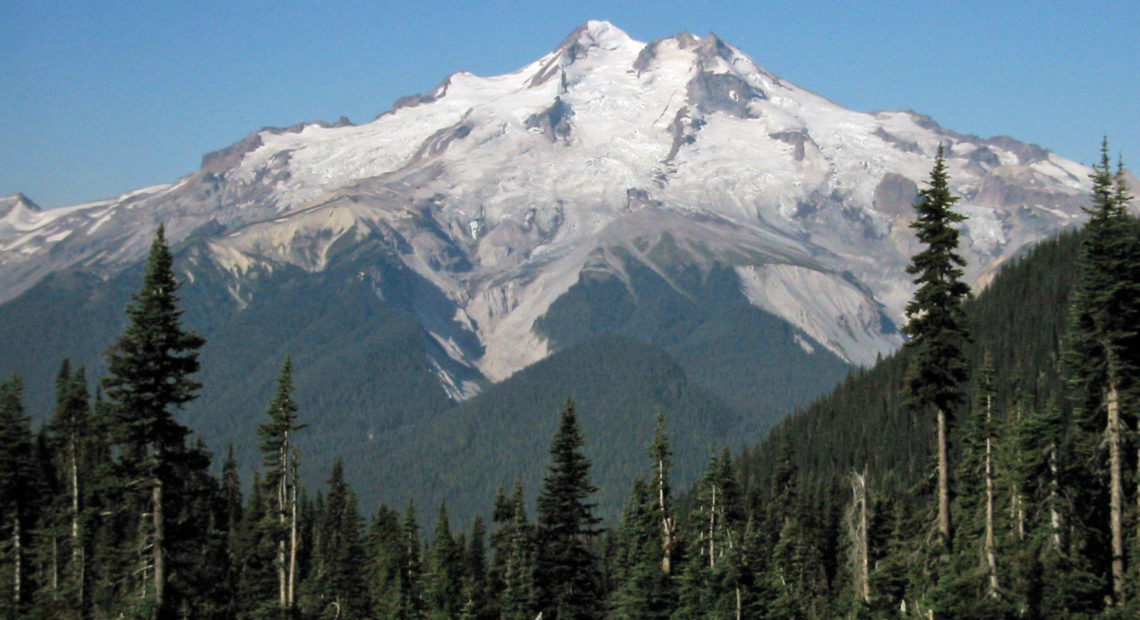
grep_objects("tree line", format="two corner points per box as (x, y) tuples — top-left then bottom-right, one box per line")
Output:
(1, 140), (1137, 619)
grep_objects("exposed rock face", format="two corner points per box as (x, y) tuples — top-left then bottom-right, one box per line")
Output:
(873, 173), (919, 218)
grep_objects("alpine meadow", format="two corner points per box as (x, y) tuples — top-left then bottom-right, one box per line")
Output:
(2, 18), (1138, 620)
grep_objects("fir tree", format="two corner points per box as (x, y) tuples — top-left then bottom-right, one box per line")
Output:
(218, 445), (242, 619)
(101, 225), (205, 619)
(1065, 139), (1139, 606)
(425, 503), (462, 619)
(647, 411), (677, 577)
(535, 398), (602, 619)
(609, 479), (673, 618)
(902, 145), (971, 554)
(0, 377), (39, 619)
(361, 503), (396, 618)
(460, 516), (493, 620)
(493, 482), (536, 620)
(43, 361), (92, 617)
(256, 357), (305, 615)
(398, 500), (426, 620)
(305, 460), (366, 619)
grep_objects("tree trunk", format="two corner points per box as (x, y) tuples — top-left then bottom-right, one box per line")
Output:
(1108, 380), (1124, 605)
(1048, 441), (1063, 552)
(287, 451), (299, 609)
(848, 471), (870, 605)
(984, 395), (999, 599)
(70, 435), (84, 611)
(51, 535), (59, 596)
(12, 511), (21, 610)
(657, 455), (674, 576)
(937, 409), (952, 553)
(277, 455), (287, 609)
(708, 485), (717, 569)
(153, 448), (166, 618)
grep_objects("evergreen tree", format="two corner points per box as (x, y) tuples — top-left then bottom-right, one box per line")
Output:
(231, 471), (271, 620)
(398, 500), (425, 620)
(686, 449), (746, 617)
(304, 460), (366, 619)
(460, 516), (493, 620)
(0, 377), (39, 619)
(535, 398), (602, 619)
(365, 503), (404, 618)
(42, 361), (92, 618)
(934, 351), (1005, 615)
(256, 357), (305, 616)
(1065, 139), (1139, 606)
(492, 482), (536, 620)
(902, 145), (972, 553)
(647, 411), (677, 577)
(217, 446), (242, 620)
(101, 225), (206, 619)
(425, 502), (462, 619)
(609, 479), (673, 618)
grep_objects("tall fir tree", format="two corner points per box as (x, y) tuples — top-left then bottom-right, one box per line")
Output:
(398, 500), (425, 620)
(365, 503), (404, 618)
(902, 145), (972, 554)
(425, 503), (462, 619)
(492, 482), (536, 620)
(1065, 139), (1139, 607)
(535, 398), (603, 619)
(43, 361), (93, 619)
(101, 225), (206, 619)
(647, 411), (677, 577)
(257, 357), (305, 616)
(0, 377), (40, 620)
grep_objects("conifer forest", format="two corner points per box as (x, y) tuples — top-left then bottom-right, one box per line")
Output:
(2, 140), (1139, 619)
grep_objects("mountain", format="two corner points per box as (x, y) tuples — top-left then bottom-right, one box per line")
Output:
(0, 21), (1097, 519)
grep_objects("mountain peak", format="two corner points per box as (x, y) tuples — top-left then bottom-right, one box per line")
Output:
(553, 20), (637, 60)
(0, 193), (40, 218)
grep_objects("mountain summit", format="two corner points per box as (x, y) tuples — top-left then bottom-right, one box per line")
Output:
(0, 22), (1095, 513)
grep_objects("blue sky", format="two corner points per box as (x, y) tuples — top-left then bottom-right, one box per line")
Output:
(2, 1), (1137, 208)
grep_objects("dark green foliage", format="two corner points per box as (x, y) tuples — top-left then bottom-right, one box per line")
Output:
(100, 225), (217, 618)
(459, 516), (494, 619)
(302, 460), (367, 619)
(103, 226), (205, 457)
(424, 503), (462, 619)
(255, 357), (304, 616)
(1066, 143), (1140, 421)
(608, 479), (673, 618)
(902, 146), (971, 416)
(491, 482), (536, 620)
(37, 360), (93, 619)
(363, 503), (403, 618)
(231, 473), (279, 620)
(535, 399), (603, 619)
(0, 377), (40, 619)
(609, 413), (680, 620)
(1063, 141), (1140, 608)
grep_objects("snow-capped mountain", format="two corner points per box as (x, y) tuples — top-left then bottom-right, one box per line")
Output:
(1, 21), (1093, 401)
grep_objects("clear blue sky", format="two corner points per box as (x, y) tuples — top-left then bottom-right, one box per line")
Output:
(3, 1), (1137, 208)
